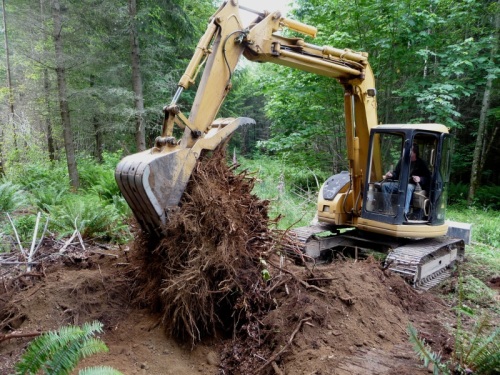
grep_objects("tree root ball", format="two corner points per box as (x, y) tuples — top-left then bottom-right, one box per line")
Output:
(131, 147), (278, 344)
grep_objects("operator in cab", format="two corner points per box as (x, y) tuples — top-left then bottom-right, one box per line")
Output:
(382, 144), (431, 219)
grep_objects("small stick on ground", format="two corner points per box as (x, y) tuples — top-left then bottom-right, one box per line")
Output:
(0, 331), (42, 343)
(267, 260), (327, 294)
(254, 316), (312, 374)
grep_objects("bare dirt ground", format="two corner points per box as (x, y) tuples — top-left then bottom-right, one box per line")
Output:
(0, 151), (461, 374)
(1, 242), (453, 375)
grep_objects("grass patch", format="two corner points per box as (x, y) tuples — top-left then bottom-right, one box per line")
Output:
(238, 157), (317, 229)
(447, 206), (500, 280)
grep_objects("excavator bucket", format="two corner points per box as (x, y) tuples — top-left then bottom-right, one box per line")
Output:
(115, 117), (255, 235)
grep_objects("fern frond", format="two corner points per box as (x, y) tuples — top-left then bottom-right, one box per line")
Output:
(15, 327), (84, 374)
(47, 195), (130, 242)
(468, 327), (500, 374)
(408, 324), (449, 375)
(473, 351), (500, 374)
(0, 180), (28, 213)
(15, 321), (108, 375)
(81, 321), (105, 336)
(79, 366), (125, 375)
(78, 338), (109, 358)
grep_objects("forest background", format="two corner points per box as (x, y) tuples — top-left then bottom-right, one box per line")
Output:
(0, 0), (499, 231)
(1, 2), (499, 373)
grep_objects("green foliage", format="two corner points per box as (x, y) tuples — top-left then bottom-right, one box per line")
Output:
(78, 152), (122, 201)
(7, 160), (69, 192)
(447, 206), (500, 250)
(256, 64), (346, 173)
(2, 152), (132, 244)
(15, 321), (123, 375)
(460, 320), (500, 374)
(452, 274), (500, 375)
(219, 67), (271, 156)
(448, 183), (469, 206)
(238, 156), (319, 229)
(78, 367), (125, 375)
(410, 315), (500, 375)
(458, 275), (497, 308)
(473, 186), (500, 211)
(31, 182), (70, 212)
(0, 180), (29, 214)
(46, 194), (131, 243)
(448, 183), (500, 210)
(3, 214), (38, 246)
(408, 324), (448, 374)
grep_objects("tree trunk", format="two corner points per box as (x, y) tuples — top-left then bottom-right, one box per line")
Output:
(0, 127), (3, 175)
(89, 74), (103, 163)
(467, 1), (499, 205)
(44, 68), (56, 162)
(41, 0), (55, 162)
(94, 115), (104, 163)
(2, 0), (16, 155)
(128, 0), (146, 151)
(52, 0), (79, 189)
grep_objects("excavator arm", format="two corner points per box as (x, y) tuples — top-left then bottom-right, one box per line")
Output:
(115, 0), (378, 235)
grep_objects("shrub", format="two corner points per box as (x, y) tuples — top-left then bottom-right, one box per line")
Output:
(7, 160), (69, 191)
(0, 180), (29, 214)
(47, 194), (131, 243)
(30, 182), (70, 212)
(448, 182), (469, 206)
(448, 183), (500, 210)
(78, 152), (122, 200)
(4, 214), (38, 247)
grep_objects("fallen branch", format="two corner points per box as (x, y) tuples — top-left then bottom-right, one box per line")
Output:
(59, 230), (78, 254)
(89, 250), (119, 258)
(31, 215), (50, 259)
(0, 261), (38, 265)
(271, 361), (284, 375)
(6, 213), (26, 258)
(0, 331), (42, 343)
(254, 316), (312, 374)
(267, 260), (327, 294)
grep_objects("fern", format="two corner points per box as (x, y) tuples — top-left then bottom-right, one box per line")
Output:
(79, 366), (124, 375)
(46, 194), (130, 243)
(14, 321), (118, 375)
(455, 316), (500, 374)
(31, 182), (69, 212)
(449, 273), (500, 374)
(408, 324), (450, 375)
(0, 180), (28, 214)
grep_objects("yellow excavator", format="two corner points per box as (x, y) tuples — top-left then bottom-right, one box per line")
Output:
(115, 0), (468, 288)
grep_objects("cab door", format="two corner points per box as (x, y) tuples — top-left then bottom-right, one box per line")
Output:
(428, 133), (452, 225)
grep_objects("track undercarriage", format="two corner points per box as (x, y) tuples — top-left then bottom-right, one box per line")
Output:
(288, 224), (465, 290)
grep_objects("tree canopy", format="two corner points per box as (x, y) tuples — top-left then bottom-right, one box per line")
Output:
(0, 0), (498, 200)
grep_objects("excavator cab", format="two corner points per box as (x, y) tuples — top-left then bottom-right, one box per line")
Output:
(362, 125), (452, 228)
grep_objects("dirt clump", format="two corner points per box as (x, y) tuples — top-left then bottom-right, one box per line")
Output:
(0, 149), (453, 374)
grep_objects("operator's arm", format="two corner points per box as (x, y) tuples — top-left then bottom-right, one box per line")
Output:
(411, 159), (431, 187)
(383, 161), (401, 180)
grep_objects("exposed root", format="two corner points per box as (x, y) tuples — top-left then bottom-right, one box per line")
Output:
(131, 147), (280, 344)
